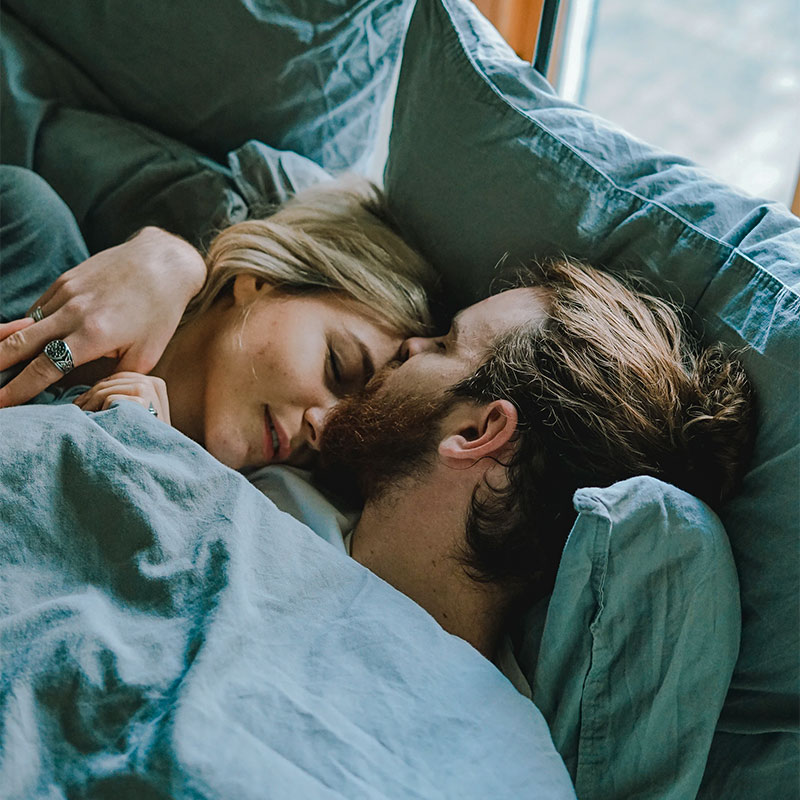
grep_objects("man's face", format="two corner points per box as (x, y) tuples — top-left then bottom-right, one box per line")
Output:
(388, 287), (550, 394)
(319, 288), (550, 498)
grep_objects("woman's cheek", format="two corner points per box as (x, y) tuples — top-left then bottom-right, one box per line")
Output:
(203, 406), (247, 470)
(206, 431), (246, 470)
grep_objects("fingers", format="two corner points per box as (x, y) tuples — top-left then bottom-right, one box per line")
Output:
(0, 351), (71, 407)
(27, 267), (70, 313)
(73, 373), (170, 423)
(0, 311), (66, 373)
(0, 308), (99, 407)
(100, 394), (151, 413)
(75, 377), (143, 411)
(0, 317), (36, 342)
(0, 312), (84, 407)
(29, 280), (60, 313)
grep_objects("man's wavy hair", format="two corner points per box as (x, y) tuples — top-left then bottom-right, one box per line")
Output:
(450, 256), (755, 602)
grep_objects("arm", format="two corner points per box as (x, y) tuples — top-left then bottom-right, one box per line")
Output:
(0, 227), (206, 407)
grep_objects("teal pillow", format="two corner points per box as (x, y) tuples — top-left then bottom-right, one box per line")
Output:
(36, 108), (247, 253)
(2, 0), (412, 173)
(1, 12), (332, 252)
(1, 12), (241, 251)
(516, 477), (740, 800)
(385, 0), (800, 794)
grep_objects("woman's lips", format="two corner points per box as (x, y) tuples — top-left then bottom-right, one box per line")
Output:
(263, 407), (289, 463)
(263, 407), (277, 463)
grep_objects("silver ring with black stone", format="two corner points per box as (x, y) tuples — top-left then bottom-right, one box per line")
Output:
(43, 339), (75, 374)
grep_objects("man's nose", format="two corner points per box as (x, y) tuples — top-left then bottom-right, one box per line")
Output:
(400, 336), (438, 360)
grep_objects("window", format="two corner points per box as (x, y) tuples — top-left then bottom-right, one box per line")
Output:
(572, 0), (800, 208)
(475, 0), (800, 210)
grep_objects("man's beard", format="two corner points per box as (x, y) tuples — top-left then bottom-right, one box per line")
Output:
(319, 367), (454, 503)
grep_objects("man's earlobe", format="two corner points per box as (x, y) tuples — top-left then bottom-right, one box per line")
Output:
(438, 399), (518, 467)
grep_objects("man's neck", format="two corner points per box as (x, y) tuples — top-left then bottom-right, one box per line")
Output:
(351, 475), (509, 660)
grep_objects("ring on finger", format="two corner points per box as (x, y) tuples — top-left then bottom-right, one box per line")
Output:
(30, 306), (45, 322)
(43, 339), (75, 375)
(148, 402), (158, 418)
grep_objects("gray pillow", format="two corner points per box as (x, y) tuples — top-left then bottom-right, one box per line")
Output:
(1, 11), (334, 252)
(1, 11), (242, 251)
(385, 0), (800, 795)
(2, 0), (413, 174)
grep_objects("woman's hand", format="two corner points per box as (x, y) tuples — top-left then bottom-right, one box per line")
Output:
(0, 227), (206, 408)
(73, 372), (171, 423)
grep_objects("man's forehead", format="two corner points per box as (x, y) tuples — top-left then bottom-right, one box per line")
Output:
(457, 287), (550, 344)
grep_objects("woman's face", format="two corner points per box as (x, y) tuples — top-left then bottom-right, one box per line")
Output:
(174, 275), (403, 471)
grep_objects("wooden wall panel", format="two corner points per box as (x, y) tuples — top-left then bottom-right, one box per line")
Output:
(473, 0), (544, 62)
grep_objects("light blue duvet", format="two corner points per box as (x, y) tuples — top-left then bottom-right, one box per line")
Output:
(0, 402), (575, 799)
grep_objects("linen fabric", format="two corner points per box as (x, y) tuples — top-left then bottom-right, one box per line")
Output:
(0, 167), (89, 324)
(0, 3), (389, 252)
(2, 0), (411, 173)
(0, 401), (577, 800)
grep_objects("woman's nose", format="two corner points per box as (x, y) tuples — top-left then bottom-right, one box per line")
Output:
(304, 401), (335, 451)
(400, 336), (438, 360)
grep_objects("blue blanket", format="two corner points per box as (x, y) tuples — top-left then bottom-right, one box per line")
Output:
(0, 402), (575, 799)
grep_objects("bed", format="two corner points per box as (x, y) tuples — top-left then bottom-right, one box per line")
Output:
(1, 1), (798, 798)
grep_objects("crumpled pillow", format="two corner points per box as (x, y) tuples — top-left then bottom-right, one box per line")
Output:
(0, 1), (394, 250)
(2, 0), (411, 173)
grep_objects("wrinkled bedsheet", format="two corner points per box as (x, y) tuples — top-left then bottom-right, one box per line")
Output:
(0, 402), (575, 799)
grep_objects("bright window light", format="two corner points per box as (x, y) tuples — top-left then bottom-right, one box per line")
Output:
(556, 0), (800, 207)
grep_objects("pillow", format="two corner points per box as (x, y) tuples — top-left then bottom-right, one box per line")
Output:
(0, 12), (239, 251)
(385, 0), (800, 795)
(1, 11), (336, 253)
(0, 167), (89, 325)
(516, 477), (740, 800)
(2, 0), (413, 174)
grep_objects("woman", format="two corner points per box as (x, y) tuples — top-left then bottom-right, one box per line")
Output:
(0, 166), (437, 471)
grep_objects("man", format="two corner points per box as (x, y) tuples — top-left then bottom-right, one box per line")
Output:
(318, 257), (755, 660)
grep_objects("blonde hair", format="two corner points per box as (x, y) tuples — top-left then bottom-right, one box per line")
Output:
(183, 176), (437, 336)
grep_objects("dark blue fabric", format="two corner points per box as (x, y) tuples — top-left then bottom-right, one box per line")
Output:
(0, 166), (88, 323)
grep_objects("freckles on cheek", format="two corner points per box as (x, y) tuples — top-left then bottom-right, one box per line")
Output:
(208, 430), (244, 469)
(254, 335), (285, 371)
(203, 396), (243, 467)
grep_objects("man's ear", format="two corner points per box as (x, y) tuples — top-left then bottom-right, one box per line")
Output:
(232, 273), (269, 306)
(438, 400), (518, 468)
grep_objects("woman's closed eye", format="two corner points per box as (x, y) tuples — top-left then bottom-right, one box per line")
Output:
(328, 345), (343, 384)
(327, 342), (361, 396)
(327, 330), (378, 395)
